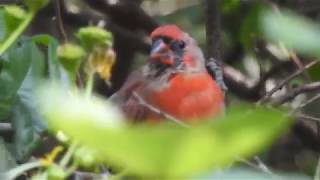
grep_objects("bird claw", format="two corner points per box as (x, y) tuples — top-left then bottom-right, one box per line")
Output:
(207, 58), (228, 92)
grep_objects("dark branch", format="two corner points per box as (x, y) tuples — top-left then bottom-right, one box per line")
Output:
(204, 0), (227, 91)
(205, 0), (221, 61)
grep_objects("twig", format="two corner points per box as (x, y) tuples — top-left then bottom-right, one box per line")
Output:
(253, 156), (273, 174)
(288, 50), (311, 81)
(258, 60), (319, 104)
(237, 157), (274, 176)
(132, 92), (188, 127)
(293, 94), (320, 112)
(3, 161), (42, 180)
(54, 0), (68, 42)
(271, 81), (320, 106)
(296, 114), (320, 122)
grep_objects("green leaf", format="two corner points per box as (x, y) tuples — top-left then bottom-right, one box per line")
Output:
(3, 5), (26, 36)
(32, 35), (71, 86)
(38, 86), (291, 178)
(0, 138), (16, 172)
(24, 0), (49, 12)
(261, 10), (320, 58)
(0, 36), (46, 160)
(11, 43), (46, 161)
(0, 37), (34, 120)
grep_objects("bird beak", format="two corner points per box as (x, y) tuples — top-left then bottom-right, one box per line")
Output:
(151, 39), (167, 55)
(150, 39), (174, 65)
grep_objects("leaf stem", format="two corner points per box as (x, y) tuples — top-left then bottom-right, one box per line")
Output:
(0, 11), (35, 55)
(85, 72), (94, 98)
(59, 141), (77, 167)
(3, 161), (42, 180)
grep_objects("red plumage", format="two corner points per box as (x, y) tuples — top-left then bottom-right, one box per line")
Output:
(151, 24), (183, 40)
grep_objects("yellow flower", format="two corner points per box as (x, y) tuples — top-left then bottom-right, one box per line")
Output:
(40, 146), (64, 166)
(86, 47), (116, 82)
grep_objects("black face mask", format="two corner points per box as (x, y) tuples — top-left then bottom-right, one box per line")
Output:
(170, 40), (185, 68)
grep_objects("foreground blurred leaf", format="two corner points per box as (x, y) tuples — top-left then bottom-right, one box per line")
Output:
(261, 10), (320, 57)
(0, 38), (34, 120)
(38, 86), (291, 178)
(0, 138), (16, 172)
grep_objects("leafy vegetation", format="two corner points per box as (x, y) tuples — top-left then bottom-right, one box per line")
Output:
(0, 0), (319, 179)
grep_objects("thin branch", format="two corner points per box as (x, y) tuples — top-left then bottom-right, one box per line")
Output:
(293, 94), (320, 112)
(272, 81), (320, 106)
(132, 92), (188, 127)
(237, 157), (275, 176)
(258, 60), (319, 104)
(296, 114), (320, 122)
(253, 156), (273, 175)
(54, 0), (68, 42)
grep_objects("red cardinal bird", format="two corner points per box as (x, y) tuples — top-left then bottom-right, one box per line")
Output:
(110, 25), (225, 122)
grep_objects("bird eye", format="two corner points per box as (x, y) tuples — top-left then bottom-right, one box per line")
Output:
(177, 41), (185, 49)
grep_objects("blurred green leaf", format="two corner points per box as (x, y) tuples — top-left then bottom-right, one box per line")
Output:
(0, 38), (34, 120)
(0, 138), (16, 172)
(261, 10), (320, 57)
(3, 5), (26, 36)
(11, 43), (46, 161)
(39, 86), (290, 178)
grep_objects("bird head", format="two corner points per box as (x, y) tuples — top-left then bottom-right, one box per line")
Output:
(149, 25), (205, 71)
